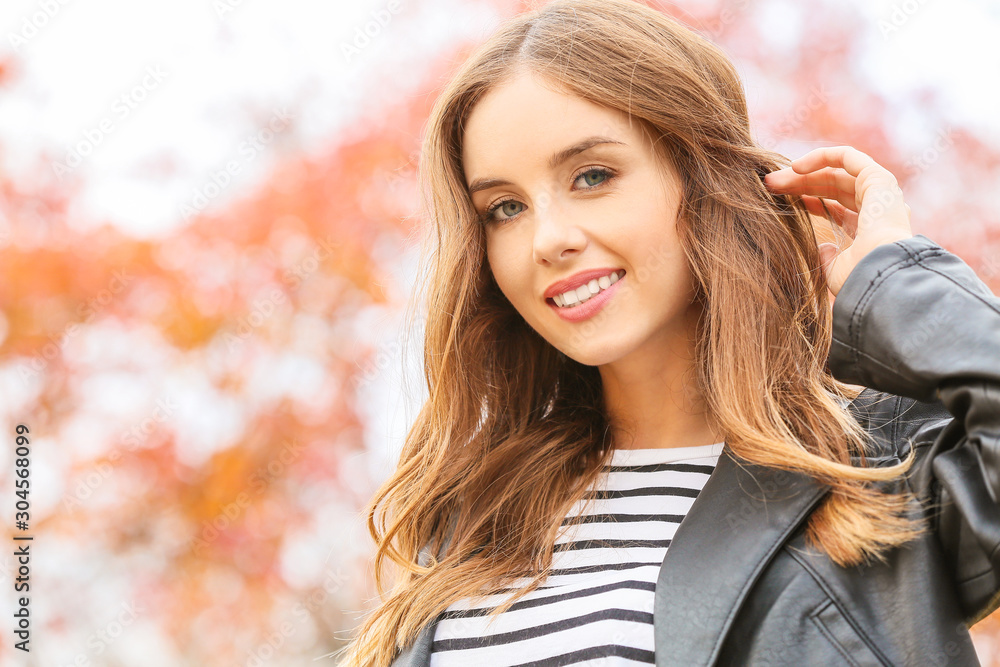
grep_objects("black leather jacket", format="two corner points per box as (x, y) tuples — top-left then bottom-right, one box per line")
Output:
(388, 234), (1000, 666)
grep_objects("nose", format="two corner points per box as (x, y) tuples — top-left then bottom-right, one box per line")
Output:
(531, 192), (588, 265)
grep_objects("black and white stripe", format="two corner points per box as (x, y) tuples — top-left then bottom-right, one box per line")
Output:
(429, 441), (724, 666)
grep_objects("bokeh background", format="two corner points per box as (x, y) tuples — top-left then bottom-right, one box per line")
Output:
(1, 0), (998, 664)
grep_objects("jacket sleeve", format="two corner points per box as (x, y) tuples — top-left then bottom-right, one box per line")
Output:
(827, 233), (1000, 624)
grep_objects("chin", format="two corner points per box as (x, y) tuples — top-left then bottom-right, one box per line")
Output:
(553, 338), (627, 367)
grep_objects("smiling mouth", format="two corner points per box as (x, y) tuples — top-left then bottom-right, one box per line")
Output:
(548, 270), (625, 308)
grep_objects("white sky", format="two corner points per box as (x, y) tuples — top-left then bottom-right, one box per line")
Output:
(858, 0), (1000, 146)
(0, 0), (504, 237)
(1, 0), (997, 235)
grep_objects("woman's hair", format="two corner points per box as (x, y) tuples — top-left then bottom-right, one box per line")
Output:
(336, 1), (924, 664)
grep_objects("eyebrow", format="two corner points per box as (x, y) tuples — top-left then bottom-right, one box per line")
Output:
(466, 136), (626, 196)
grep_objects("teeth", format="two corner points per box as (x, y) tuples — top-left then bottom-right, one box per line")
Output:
(552, 271), (622, 308)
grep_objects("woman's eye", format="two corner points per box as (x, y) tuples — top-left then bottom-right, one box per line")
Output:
(483, 198), (524, 223)
(479, 167), (615, 225)
(575, 167), (612, 188)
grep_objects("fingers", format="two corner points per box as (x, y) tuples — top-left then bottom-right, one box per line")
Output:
(800, 195), (859, 237)
(788, 146), (871, 174)
(792, 145), (902, 203)
(766, 145), (904, 217)
(765, 146), (913, 271)
(765, 166), (859, 212)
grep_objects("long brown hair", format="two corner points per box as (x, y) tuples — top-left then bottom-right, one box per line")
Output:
(336, 1), (923, 664)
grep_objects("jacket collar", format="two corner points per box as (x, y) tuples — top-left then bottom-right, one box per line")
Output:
(652, 441), (830, 666)
(652, 388), (882, 666)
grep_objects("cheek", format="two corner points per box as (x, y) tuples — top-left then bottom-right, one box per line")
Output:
(492, 269), (529, 313)
(486, 237), (526, 301)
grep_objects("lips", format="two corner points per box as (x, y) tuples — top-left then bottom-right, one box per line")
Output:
(543, 267), (626, 301)
(547, 271), (625, 323)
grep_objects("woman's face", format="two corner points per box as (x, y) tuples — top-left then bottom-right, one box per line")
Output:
(462, 71), (702, 367)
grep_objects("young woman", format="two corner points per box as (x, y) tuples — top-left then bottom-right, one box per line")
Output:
(337, 1), (1000, 665)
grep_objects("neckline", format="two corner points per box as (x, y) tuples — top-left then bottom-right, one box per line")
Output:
(609, 441), (726, 466)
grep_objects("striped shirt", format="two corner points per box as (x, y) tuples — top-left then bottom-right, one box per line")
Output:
(429, 441), (725, 666)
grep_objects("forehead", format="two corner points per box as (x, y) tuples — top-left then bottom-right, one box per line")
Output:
(461, 72), (644, 183)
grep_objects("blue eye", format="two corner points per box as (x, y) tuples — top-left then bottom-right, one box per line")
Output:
(576, 167), (611, 188)
(478, 166), (616, 225)
(481, 197), (523, 224)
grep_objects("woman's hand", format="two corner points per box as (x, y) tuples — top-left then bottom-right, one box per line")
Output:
(763, 146), (913, 297)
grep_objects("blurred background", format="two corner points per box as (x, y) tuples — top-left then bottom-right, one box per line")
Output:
(0, 0), (998, 664)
